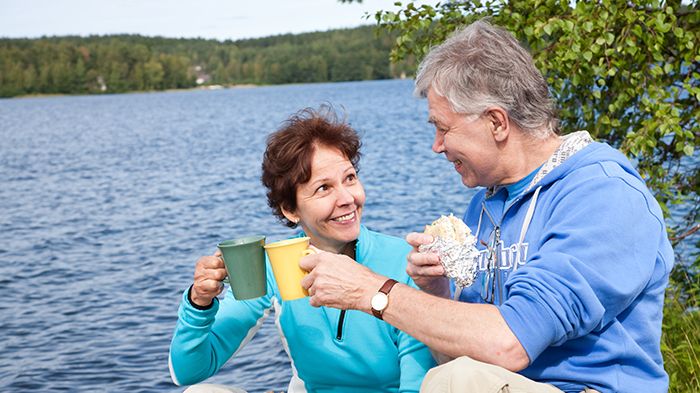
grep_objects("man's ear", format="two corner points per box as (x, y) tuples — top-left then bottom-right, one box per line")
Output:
(281, 206), (299, 225)
(486, 107), (509, 142)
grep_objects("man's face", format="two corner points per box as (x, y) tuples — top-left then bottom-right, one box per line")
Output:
(427, 88), (500, 188)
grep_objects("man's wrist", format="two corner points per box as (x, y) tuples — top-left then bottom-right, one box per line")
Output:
(371, 278), (399, 320)
(371, 274), (391, 310)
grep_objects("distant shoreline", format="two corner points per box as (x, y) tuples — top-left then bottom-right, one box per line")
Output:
(4, 83), (260, 99)
(0, 27), (415, 99)
(3, 79), (412, 100)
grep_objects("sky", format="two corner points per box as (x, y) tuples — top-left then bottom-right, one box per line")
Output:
(0, 0), (430, 41)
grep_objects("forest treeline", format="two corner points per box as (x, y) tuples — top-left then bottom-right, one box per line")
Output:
(0, 25), (415, 97)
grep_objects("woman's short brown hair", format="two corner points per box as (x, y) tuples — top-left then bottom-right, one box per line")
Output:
(261, 106), (361, 228)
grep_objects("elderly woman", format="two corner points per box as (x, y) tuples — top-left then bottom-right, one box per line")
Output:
(168, 107), (435, 393)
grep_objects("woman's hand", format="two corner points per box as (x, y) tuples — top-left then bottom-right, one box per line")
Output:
(405, 232), (450, 298)
(190, 250), (227, 307)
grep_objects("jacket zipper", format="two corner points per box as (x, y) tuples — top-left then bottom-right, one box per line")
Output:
(336, 310), (346, 340)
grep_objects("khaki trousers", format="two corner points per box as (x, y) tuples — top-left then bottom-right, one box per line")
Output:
(421, 356), (600, 393)
(183, 384), (247, 393)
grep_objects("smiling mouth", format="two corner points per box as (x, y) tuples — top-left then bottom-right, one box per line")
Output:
(331, 211), (356, 222)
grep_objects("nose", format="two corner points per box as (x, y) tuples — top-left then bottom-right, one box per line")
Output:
(432, 130), (445, 154)
(335, 185), (355, 206)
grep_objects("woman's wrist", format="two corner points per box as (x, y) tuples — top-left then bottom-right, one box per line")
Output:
(187, 285), (215, 310)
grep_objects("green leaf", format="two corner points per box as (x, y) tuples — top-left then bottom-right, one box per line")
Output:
(605, 33), (615, 45)
(565, 20), (574, 32)
(583, 51), (593, 62)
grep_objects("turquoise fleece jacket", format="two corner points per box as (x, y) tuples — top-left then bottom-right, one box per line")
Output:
(169, 225), (436, 392)
(459, 138), (673, 393)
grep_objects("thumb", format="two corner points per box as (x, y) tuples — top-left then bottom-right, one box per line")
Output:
(299, 252), (320, 272)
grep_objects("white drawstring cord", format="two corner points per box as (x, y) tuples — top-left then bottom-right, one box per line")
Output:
(513, 186), (542, 272)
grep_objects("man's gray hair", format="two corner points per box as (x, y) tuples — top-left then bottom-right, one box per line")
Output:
(415, 19), (559, 138)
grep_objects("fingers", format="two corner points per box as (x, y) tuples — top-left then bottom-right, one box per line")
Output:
(194, 277), (225, 295)
(191, 255), (228, 306)
(407, 246), (440, 266)
(308, 245), (321, 253)
(299, 252), (322, 272)
(300, 270), (314, 291)
(299, 253), (370, 310)
(406, 232), (434, 248)
(405, 233), (446, 292)
(406, 260), (445, 278)
(200, 253), (225, 269)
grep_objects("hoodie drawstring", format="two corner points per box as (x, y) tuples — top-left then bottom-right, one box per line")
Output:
(513, 186), (542, 272)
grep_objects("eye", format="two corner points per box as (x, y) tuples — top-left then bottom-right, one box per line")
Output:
(316, 184), (329, 193)
(345, 173), (357, 182)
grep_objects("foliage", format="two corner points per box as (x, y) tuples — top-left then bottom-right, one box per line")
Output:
(374, 0), (699, 267)
(662, 263), (700, 392)
(370, 1), (700, 390)
(0, 26), (413, 97)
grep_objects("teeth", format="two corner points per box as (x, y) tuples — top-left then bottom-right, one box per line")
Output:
(455, 160), (462, 165)
(333, 212), (355, 222)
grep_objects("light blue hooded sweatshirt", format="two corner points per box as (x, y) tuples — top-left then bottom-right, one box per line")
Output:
(458, 132), (674, 393)
(169, 225), (435, 393)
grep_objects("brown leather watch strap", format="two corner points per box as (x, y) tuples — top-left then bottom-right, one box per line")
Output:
(371, 278), (398, 319)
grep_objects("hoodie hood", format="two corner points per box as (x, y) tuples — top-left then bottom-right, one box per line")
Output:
(528, 130), (643, 192)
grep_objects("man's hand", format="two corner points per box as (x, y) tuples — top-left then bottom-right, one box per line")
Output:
(300, 252), (385, 312)
(405, 232), (450, 298)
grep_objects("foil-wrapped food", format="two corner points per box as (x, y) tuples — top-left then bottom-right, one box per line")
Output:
(419, 214), (479, 287)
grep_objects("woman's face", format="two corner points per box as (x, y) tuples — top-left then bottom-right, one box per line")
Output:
(284, 144), (365, 253)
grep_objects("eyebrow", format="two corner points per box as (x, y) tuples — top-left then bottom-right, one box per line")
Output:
(307, 165), (355, 187)
(429, 117), (446, 129)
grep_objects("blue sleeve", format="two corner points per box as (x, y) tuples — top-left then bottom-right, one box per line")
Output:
(397, 278), (437, 392)
(169, 265), (276, 386)
(499, 175), (669, 363)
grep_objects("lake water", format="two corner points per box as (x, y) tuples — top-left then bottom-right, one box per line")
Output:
(1, 79), (694, 393)
(0, 79), (470, 393)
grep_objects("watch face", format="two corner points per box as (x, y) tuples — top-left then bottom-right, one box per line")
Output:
(371, 293), (389, 311)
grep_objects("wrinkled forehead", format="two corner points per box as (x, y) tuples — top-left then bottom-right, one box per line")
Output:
(427, 89), (478, 125)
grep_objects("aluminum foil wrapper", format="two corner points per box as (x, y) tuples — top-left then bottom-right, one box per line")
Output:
(419, 237), (479, 287)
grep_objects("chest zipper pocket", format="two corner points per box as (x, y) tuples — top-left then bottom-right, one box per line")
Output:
(336, 310), (346, 340)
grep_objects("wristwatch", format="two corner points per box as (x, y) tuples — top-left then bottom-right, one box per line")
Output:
(371, 279), (398, 320)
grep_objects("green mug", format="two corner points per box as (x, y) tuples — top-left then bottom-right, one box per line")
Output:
(217, 235), (267, 300)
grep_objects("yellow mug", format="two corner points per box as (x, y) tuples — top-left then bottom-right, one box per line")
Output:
(264, 237), (316, 301)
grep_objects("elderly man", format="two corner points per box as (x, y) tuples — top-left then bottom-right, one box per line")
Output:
(300, 19), (673, 393)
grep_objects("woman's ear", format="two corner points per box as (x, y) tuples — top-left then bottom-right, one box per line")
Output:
(281, 206), (300, 225)
(487, 108), (509, 142)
